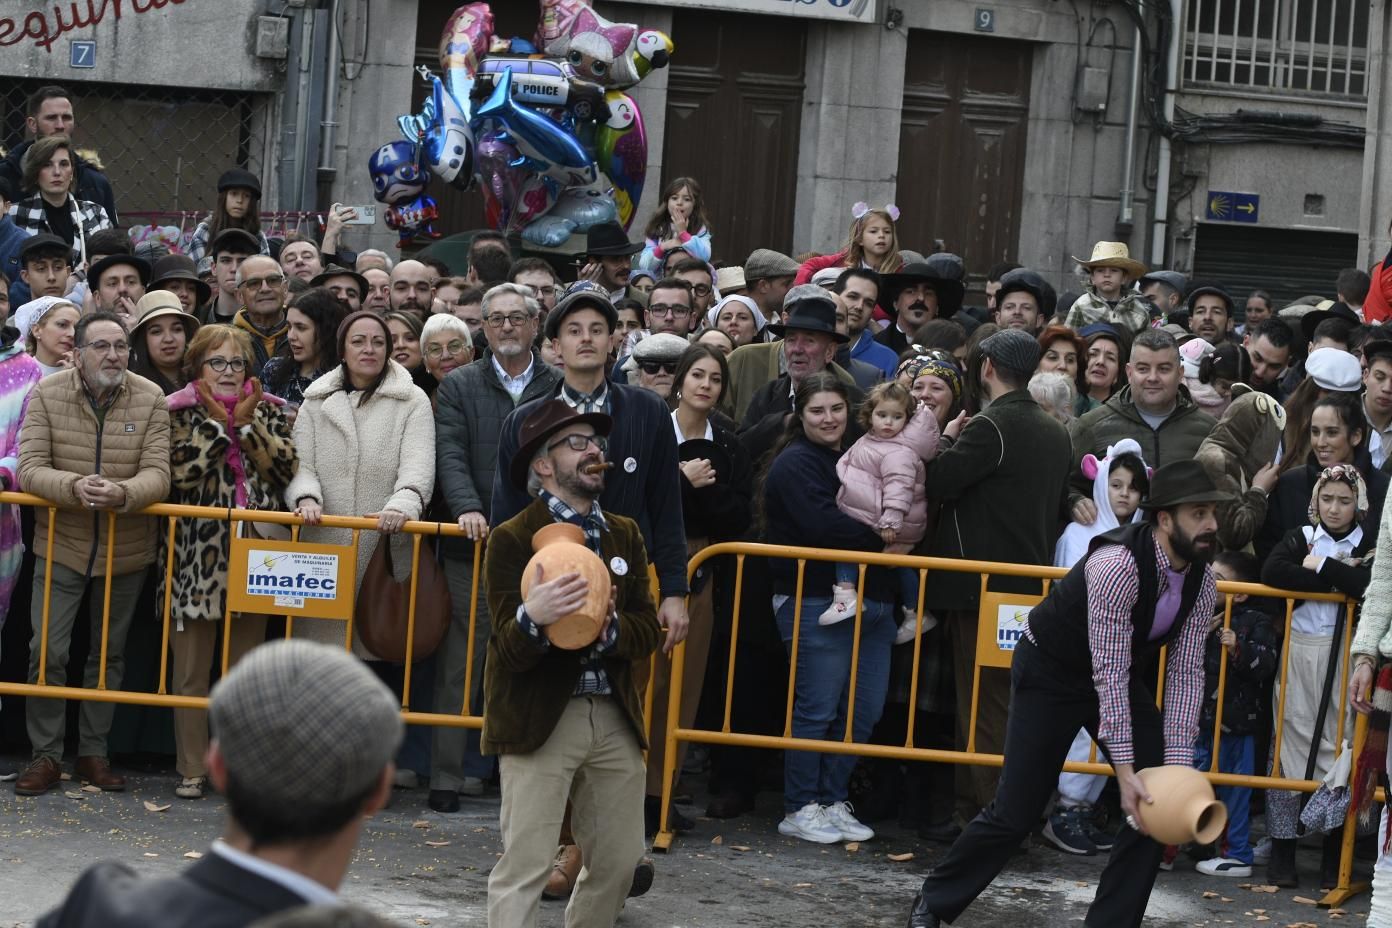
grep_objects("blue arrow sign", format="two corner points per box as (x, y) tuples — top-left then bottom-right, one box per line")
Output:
(1206, 190), (1259, 223)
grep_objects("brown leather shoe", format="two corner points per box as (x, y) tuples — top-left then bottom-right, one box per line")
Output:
(76, 756), (125, 791)
(14, 756), (61, 796)
(542, 844), (582, 900)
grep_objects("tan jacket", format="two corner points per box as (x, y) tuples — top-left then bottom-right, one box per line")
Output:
(722, 340), (858, 422)
(18, 368), (171, 576)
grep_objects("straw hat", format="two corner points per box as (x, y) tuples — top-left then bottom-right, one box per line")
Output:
(1072, 241), (1147, 279)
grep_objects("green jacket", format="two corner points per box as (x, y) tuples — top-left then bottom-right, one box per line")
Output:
(1066, 384), (1217, 507)
(481, 498), (662, 755)
(923, 390), (1072, 611)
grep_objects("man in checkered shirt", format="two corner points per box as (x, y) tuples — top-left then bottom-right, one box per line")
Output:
(481, 400), (662, 928)
(908, 460), (1225, 928)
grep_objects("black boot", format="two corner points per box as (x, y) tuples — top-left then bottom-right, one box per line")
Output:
(1321, 827), (1345, 891)
(906, 889), (941, 928)
(1266, 837), (1298, 888)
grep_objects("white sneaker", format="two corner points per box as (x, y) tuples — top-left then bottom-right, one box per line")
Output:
(823, 801), (875, 841)
(1196, 856), (1253, 878)
(778, 801), (843, 844)
(393, 769), (419, 789)
(1252, 836), (1271, 863)
(817, 587), (858, 626)
(459, 776), (485, 796)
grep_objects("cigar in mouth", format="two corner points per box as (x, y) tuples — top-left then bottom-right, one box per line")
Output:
(582, 461), (615, 475)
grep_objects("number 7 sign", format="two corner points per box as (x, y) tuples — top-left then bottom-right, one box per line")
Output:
(70, 41), (96, 69)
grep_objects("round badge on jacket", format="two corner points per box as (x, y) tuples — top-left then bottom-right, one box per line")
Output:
(610, 556), (628, 576)
(623, 456), (638, 473)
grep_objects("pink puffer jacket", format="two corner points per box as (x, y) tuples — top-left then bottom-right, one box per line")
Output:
(835, 404), (940, 543)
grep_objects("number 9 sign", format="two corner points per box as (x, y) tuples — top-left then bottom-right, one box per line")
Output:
(975, 8), (995, 31)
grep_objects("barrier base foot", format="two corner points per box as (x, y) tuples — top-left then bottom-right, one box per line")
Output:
(1319, 881), (1369, 908)
(652, 830), (674, 853)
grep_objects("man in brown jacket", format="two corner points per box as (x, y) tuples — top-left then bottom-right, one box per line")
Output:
(15, 310), (171, 795)
(481, 400), (661, 928)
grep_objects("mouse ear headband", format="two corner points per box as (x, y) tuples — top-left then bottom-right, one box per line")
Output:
(852, 201), (901, 222)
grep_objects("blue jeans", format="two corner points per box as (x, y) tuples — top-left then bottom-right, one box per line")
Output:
(1194, 731), (1255, 863)
(833, 563), (920, 614)
(775, 594), (897, 811)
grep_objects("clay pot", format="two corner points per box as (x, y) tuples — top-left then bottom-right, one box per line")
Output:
(520, 522), (612, 650)
(1135, 764), (1228, 846)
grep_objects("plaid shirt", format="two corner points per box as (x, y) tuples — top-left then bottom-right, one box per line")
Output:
(7, 193), (113, 265)
(560, 381), (610, 415)
(1073, 536), (1215, 766)
(515, 490), (619, 696)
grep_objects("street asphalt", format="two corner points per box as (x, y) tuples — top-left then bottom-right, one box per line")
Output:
(0, 757), (1374, 927)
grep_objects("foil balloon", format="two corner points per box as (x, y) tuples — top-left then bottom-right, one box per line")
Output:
(536, 0), (672, 89)
(593, 90), (646, 230)
(474, 69), (598, 190)
(474, 130), (527, 232)
(520, 179), (620, 247)
(368, 141), (440, 246)
(476, 57), (610, 122)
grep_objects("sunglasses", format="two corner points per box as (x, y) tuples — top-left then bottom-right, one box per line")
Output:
(638, 360), (679, 375)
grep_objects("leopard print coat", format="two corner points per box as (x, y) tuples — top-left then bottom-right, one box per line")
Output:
(162, 398), (298, 622)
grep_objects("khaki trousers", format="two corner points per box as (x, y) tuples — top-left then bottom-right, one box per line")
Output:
(637, 536), (714, 798)
(170, 615), (268, 777)
(948, 608), (1010, 823)
(487, 697), (645, 928)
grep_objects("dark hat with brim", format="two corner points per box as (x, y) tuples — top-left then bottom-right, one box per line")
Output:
(881, 263), (966, 319)
(510, 399), (614, 491)
(311, 264), (370, 300)
(210, 228), (261, 258)
(217, 167), (262, 196)
(1184, 282), (1235, 314)
(88, 253), (151, 287)
(1300, 301), (1361, 344)
(150, 253), (212, 305)
(765, 286), (848, 343)
(1140, 459), (1232, 509)
(545, 281), (619, 340)
(584, 221), (642, 257)
(18, 232), (72, 265)
(996, 268), (1058, 319)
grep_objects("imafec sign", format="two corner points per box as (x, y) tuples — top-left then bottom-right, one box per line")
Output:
(227, 537), (357, 619)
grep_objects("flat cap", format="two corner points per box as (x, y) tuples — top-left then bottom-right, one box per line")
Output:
(743, 248), (799, 282)
(979, 328), (1041, 377)
(1305, 346), (1361, 393)
(209, 639), (403, 806)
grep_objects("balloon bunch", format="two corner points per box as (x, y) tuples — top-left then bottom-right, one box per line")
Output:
(368, 0), (672, 248)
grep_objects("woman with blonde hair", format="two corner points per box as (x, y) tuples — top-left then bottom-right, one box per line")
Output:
(163, 323), (297, 798)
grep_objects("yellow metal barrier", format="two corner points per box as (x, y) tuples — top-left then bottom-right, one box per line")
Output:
(654, 542), (1380, 910)
(0, 491), (486, 729)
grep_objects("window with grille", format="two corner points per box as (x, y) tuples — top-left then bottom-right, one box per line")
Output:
(1183, 0), (1369, 98)
(1, 78), (272, 216)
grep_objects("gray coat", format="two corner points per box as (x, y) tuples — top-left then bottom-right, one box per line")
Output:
(434, 352), (562, 560)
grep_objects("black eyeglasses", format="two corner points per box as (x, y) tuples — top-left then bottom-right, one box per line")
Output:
(546, 433), (608, 453)
(649, 303), (691, 318)
(203, 357), (248, 372)
(638, 360), (679, 375)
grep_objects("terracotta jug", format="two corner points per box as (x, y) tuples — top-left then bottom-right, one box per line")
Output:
(1135, 764), (1228, 845)
(520, 522), (612, 650)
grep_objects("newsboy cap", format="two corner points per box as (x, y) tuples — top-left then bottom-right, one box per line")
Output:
(978, 328), (1041, 376)
(209, 639), (403, 806)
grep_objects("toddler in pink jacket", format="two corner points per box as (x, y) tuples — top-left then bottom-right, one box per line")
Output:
(825, 382), (940, 643)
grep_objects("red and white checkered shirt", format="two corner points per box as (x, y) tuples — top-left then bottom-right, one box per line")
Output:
(1078, 537), (1215, 766)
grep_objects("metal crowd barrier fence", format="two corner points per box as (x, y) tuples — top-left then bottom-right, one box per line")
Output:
(654, 542), (1381, 910)
(0, 494), (1381, 908)
(0, 492), (667, 736)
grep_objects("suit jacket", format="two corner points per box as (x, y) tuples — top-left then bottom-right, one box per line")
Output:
(37, 852), (310, 928)
(481, 497), (662, 755)
(490, 381), (688, 597)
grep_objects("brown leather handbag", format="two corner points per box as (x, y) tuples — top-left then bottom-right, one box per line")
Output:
(355, 535), (452, 663)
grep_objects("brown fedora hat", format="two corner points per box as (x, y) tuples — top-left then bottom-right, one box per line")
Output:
(510, 399), (614, 491)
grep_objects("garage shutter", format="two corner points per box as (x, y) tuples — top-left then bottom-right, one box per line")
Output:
(1189, 223), (1358, 317)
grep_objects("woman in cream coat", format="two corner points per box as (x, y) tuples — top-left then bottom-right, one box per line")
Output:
(285, 310), (435, 659)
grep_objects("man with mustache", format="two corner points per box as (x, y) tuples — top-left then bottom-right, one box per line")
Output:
(907, 460), (1226, 927)
(876, 263), (965, 356)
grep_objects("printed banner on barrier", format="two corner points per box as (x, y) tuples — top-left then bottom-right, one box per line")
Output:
(975, 592), (1044, 669)
(226, 536), (357, 619)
